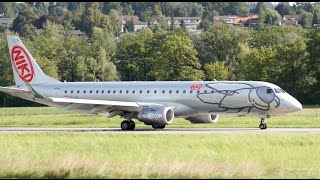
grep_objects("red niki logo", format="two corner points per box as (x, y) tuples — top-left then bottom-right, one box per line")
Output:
(190, 84), (202, 90)
(11, 45), (34, 82)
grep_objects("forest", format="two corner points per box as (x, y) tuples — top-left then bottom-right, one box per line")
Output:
(0, 2), (319, 106)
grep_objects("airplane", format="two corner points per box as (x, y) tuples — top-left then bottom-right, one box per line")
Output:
(0, 36), (303, 130)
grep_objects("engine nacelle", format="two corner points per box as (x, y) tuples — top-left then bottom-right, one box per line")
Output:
(137, 107), (174, 125)
(185, 114), (219, 124)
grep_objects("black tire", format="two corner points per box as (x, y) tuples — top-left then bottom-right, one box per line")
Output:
(259, 123), (265, 130)
(121, 121), (131, 130)
(264, 123), (267, 129)
(152, 125), (166, 129)
(129, 121), (135, 130)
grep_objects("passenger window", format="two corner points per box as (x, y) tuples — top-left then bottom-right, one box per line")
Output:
(77, 90), (80, 94)
(183, 90), (186, 93)
(83, 90), (86, 94)
(169, 90), (172, 94)
(154, 90), (157, 94)
(65, 90), (67, 94)
(190, 90), (193, 93)
(113, 90), (116, 93)
(126, 90), (129, 94)
(147, 90), (150, 93)
(108, 90), (110, 94)
(96, 90), (99, 94)
(211, 90), (215, 93)
(140, 90), (142, 93)
(197, 90), (200, 93)
(71, 90), (73, 94)
(90, 90), (92, 94)
(119, 90), (122, 93)
(204, 90), (207, 93)
(132, 90), (135, 94)
(102, 90), (104, 94)
(162, 90), (165, 93)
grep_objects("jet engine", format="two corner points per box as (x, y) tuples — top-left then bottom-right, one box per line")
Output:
(185, 114), (219, 124)
(137, 107), (174, 125)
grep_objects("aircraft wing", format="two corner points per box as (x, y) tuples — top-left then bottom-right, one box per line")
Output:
(48, 97), (167, 117)
(49, 97), (140, 107)
(0, 86), (30, 94)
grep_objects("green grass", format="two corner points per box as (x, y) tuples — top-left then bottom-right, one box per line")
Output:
(0, 133), (320, 178)
(0, 106), (319, 128)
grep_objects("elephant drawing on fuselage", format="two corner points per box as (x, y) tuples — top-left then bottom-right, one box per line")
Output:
(197, 83), (280, 114)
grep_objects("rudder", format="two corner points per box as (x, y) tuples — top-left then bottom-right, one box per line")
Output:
(7, 36), (60, 86)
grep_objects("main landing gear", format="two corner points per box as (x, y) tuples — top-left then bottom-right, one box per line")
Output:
(121, 120), (135, 130)
(259, 115), (270, 130)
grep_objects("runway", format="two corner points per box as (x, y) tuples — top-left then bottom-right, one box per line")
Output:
(1, 127), (320, 134)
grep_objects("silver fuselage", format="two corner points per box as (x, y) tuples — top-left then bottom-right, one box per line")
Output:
(13, 81), (302, 117)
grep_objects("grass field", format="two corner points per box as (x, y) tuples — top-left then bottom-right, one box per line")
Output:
(0, 133), (320, 178)
(0, 106), (319, 178)
(0, 106), (319, 128)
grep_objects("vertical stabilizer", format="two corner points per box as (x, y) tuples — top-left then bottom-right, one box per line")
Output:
(7, 36), (60, 86)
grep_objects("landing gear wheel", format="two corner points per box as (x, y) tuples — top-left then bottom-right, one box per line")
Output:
(152, 125), (166, 129)
(129, 120), (135, 130)
(259, 117), (268, 130)
(121, 120), (135, 130)
(259, 123), (267, 129)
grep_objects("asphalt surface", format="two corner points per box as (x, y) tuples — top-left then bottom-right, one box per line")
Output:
(0, 127), (320, 134)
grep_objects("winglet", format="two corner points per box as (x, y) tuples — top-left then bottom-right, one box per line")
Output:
(25, 82), (44, 98)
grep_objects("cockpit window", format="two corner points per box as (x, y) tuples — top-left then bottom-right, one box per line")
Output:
(266, 88), (273, 94)
(274, 88), (286, 93)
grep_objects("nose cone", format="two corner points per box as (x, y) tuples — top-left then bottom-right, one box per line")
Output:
(291, 98), (302, 112)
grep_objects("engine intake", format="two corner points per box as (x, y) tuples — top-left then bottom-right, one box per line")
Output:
(137, 107), (174, 125)
(185, 114), (219, 124)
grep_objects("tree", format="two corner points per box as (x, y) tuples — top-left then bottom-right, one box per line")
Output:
(124, 18), (135, 32)
(275, 2), (294, 17)
(204, 62), (228, 81)
(180, 19), (187, 31)
(0, 2), (14, 18)
(306, 28), (320, 104)
(299, 10), (313, 27)
(312, 11), (318, 26)
(223, 2), (249, 17)
(173, 3), (188, 17)
(198, 19), (211, 31)
(80, 2), (102, 37)
(11, 7), (39, 39)
(195, 23), (250, 67)
(275, 38), (315, 101)
(264, 8), (282, 25)
(151, 34), (204, 81)
(188, 3), (203, 17)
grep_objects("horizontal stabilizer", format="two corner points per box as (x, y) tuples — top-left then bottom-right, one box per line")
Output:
(0, 86), (29, 94)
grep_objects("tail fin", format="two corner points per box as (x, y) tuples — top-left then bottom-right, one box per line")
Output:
(7, 36), (61, 86)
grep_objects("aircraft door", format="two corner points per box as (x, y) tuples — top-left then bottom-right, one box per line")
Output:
(53, 87), (61, 97)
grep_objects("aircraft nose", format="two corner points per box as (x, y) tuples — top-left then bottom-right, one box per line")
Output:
(291, 98), (302, 112)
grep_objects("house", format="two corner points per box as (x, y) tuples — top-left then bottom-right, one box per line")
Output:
(134, 21), (148, 32)
(233, 15), (259, 26)
(120, 15), (149, 32)
(164, 16), (201, 32)
(213, 15), (239, 24)
(283, 15), (300, 26)
(0, 18), (14, 27)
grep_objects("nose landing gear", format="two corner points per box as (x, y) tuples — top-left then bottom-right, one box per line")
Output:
(259, 115), (270, 130)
